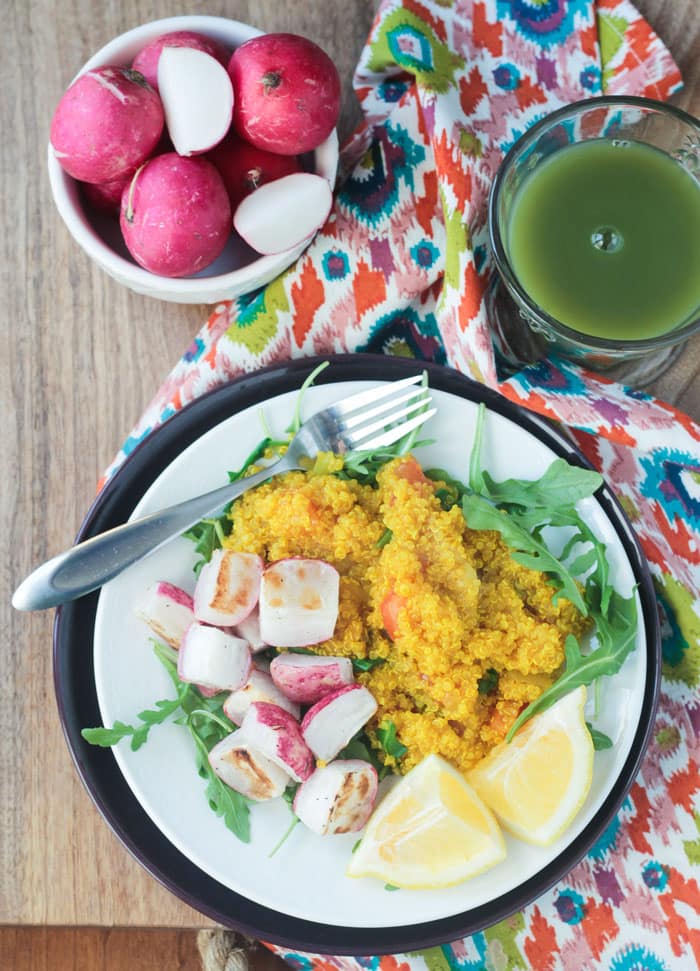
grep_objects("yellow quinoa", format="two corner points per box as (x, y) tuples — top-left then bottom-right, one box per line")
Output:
(224, 454), (589, 775)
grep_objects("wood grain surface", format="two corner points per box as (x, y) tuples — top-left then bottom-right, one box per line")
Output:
(1, 0), (699, 933)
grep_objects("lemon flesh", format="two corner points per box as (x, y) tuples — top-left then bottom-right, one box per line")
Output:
(346, 754), (506, 889)
(468, 685), (593, 847)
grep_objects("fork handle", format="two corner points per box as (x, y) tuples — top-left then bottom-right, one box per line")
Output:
(12, 455), (295, 612)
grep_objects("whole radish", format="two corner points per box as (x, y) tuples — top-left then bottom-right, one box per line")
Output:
(132, 30), (230, 91)
(228, 33), (341, 155)
(206, 131), (302, 210)
(81, 176), (130, 214)
(120, 153), (231, 277)
(50, 67), (164, 183)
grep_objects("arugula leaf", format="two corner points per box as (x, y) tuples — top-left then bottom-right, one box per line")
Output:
(385, 883), (400, 891)
(352, 656), (386, 673)
(376, 528), (393, 548)
(461, 493), (587, 615)
(376, 720), (408, 760)
(481, 458), (603, 510)
(477, 668), (499, 696)
(187, 709), (250, 842)
(587, 723), (613, 750)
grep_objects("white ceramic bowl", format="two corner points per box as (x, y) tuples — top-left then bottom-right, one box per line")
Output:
(47, 15), (340, 304)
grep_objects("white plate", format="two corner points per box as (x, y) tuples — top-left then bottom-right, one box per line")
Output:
(92, 376), (648, 929)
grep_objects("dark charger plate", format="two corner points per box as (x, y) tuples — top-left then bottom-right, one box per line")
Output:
(53, 354), (660, 955)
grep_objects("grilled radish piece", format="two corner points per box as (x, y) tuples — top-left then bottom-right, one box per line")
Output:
(135, 581), (194, 648)
(269, 653), (354, 704)
(259, 558), (339, 646)
(208, 729), (290, 801)
(178, 623), (251, 692)
(193, 549), (263, 627)
(240, 701), (315, 782)
(223, 669), (301, 724)
(294, 760), (378, 835)
(301, 684), (378, 762)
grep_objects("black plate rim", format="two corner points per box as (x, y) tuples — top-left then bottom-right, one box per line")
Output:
(53, 353), (661, 955)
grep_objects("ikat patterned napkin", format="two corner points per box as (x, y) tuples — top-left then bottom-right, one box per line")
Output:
(105, 1), (700, 967)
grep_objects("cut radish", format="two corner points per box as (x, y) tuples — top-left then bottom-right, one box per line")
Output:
(177, 623), (251, 692)
(134, 581), (194, 649)
(209, 729), (290, 800)
(301, 684), (378, 763)
(239, 702), (314, 782)
(158, 46), (234, 156)
(233, 173), (332, 256)
(269, 653), (353, 704)
(223, 669), (300, 724)
(193, 550), (263, 627)
(234, 605), (268, 653)
(259, 558), (339, 647)
(293, 760), (378, 835)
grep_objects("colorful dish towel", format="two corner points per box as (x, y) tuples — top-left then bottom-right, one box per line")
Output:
(106, 1), (700, 968)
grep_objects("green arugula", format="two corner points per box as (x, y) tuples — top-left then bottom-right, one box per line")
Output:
(463, 404), (638, 743)
(587, 723), (614, 750)
(376, 720), (408, 760)
(352, 656), (386, 673)
(477, 668), (499, 696)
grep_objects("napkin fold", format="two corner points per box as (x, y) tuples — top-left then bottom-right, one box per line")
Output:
(106, 2), (700, 967)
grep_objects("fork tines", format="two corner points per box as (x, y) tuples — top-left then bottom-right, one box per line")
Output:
(335, 375), (435, 451)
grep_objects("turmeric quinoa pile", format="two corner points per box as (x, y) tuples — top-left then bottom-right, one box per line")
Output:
(224, 454), (589, 775)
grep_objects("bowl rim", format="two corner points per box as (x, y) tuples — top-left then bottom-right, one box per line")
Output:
(52, 354), (661, 954)
(47, 14), (340, 298)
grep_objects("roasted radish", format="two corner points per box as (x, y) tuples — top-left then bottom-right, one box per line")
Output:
(134, 581), (194, 649)
(301, 684), (378, 762)
(293, 760), (378, 835)
(239, 702), (314, 782)
(269, 653), (353, 704)
(259, 557), (339, 647)
(178, 623), (251, 692)
(234, 605), (267, 653)
(223, 669), (300, 724)
(208, 729), (290, 801)
(194, 549), (263, 627)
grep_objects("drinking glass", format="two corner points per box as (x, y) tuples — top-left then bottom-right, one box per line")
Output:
(488, 96), (700, 385)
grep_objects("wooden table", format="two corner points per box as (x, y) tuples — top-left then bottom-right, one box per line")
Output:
(2, 0), (699, 944)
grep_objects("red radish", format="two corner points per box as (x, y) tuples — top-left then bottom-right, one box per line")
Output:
(234, 605), (267, 653)
(81, 176), (130, 214)
(50, 67), (164, 183)
(158, 47), (234, 157)
(209, 729), (290, 800)
(259, 557), (339, 647)
(194, 549), (263, 627)
(293, 760), (378, 835)
(229, 33), (341, 155)
(134, 581), (194, 649)
(177, 623), (251, 692)
(269, 654), (353, 704)
(120, 153), (231, 277)
(132, 30), (229, 92)
(206, 131), (302, 210)
(240, 702), (315, 782)
(234, 173), (332, 255)
(301, 684), (378, 763)
(224, 669), (300, 724)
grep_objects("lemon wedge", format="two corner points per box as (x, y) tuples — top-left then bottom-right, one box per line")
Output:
(346, 754), (506, 889)
(468, 685), (593, 847)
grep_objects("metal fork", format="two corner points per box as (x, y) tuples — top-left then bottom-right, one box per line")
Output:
(13, 375), (435, 611)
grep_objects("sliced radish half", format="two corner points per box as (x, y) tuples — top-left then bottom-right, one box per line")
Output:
(223, 669), (300, 725)
(158, 46), (234, 156)
(270, 653), (353, 704)
(134, 581), (194, 649)
(301, 684), (378, 763)
(209, 729), (290, 801)
(194, 549), (263, 627)
(234, 605), (268, 653)
(233, 173), (332, 255)
(293, 760), (378, 835)
(240, 702), (315, 782)
(259, 558), (339, 647)
(178, 623), (251, 692)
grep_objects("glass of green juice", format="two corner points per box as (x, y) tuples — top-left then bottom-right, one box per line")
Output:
(488, 96), (700, 384)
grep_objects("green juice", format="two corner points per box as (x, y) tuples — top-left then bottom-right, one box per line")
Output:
(506, 139), (700, 340)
